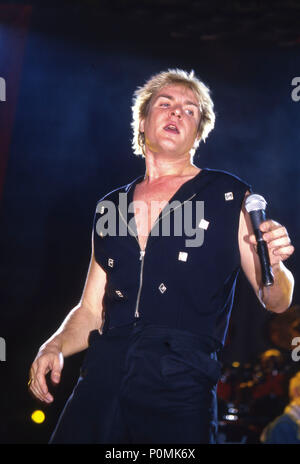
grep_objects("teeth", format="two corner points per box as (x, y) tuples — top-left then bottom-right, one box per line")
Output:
(166, 124), (177, 131)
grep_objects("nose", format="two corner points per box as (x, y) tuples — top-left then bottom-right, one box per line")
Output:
(170, 106), (182, 118)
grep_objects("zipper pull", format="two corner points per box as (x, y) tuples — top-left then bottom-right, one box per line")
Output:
(139, 250), (145, 260)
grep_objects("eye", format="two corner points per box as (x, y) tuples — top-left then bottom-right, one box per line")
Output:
(185, 108), (194, 116)
(159, 102), (170, 107)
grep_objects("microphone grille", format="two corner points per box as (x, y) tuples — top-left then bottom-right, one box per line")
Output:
(245, 194), (267, 213)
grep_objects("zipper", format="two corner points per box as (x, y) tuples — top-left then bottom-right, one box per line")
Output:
(157, 193), (196, 224)
(118, 206), (146, 319)
(134, 250), (146, 318)
(118, 192), (196, 320)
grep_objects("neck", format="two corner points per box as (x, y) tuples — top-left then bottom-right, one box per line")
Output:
(143, 150), (199, 183)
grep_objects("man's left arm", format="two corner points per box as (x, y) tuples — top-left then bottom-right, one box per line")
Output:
(238, 191), (295, 313)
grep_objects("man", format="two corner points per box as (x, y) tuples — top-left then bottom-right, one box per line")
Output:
(28, 69), (294, 443)
(261, 372), (300, 444)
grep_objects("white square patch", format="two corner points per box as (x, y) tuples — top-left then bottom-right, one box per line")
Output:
(108, 258), (114, 268)
(178, 251), (188, 262)
(198, 218), (210, 230)
(159, 283), (167, 293)
(225, 192), (234, 201)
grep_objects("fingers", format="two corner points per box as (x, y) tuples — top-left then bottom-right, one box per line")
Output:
(271, 245), (295, 260)
(28, 373), (48, 403)
(260, 223), (289, 242)
(259, 219), (281, 233)
(28, 352), (63, 404)
(260, 222), (294, 259)
(50, 352), (64, 385)
(36, 365), (54, 403)
(247, 220), (295, 263)
(266, 235), (291, 254)
(29, 362), (53, 403)
(248, 222), (288, 244)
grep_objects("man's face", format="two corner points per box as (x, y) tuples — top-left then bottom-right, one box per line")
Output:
(140, 84), (201, 157)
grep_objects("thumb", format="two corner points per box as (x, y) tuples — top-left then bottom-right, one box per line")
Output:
(245, 233), (257, 245)
(51, 352), (64, 384)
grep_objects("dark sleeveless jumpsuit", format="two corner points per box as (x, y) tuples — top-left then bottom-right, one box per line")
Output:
(50, 168), (251, 444)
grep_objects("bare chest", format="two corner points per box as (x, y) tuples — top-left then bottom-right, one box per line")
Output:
(132, 177), (193, 250)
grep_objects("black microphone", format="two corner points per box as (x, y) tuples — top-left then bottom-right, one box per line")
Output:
(245, 194), (274, 287)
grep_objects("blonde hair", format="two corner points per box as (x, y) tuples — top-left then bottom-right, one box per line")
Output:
(289, 372), (300, 400)
(131, 68), (216, 157)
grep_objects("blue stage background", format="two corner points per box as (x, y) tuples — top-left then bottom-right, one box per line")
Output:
(0, 2), (299, 443)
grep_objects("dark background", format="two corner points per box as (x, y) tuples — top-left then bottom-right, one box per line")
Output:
(0, 0), (299, 444)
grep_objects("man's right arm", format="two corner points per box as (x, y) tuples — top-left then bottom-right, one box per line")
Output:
(28, 232), (107, 403)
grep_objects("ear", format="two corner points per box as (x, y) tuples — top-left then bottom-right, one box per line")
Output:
(193, 132), (201, 146)
(195, 127), (202, 142)
(139, 118), (145, 133)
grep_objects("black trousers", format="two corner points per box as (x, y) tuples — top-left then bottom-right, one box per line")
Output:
(49, 322), (221, 444)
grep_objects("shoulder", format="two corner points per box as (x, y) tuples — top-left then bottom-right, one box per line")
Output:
(202, 167), (251, 191)
(199, 168), (252, 207)
(261, 413), (297, 443)
(95, 175), (143, 206)
(272, 413), (295, 427)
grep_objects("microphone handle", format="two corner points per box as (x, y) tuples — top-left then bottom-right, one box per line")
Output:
(251, 209), (274, 287)
(256, 238), (274, 286)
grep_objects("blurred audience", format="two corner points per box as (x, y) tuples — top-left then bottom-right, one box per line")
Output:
(260, 371), (300, 444)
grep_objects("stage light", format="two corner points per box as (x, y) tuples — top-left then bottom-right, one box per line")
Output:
(31, 410), (45, 424)
(224, 414), (238, 421)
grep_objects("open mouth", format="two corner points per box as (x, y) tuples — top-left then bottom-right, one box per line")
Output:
(163, 123), (180, 134)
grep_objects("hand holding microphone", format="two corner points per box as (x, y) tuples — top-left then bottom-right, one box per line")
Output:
(245, 194), (294, 287)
